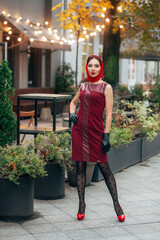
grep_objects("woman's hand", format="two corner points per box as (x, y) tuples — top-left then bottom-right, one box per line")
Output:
(101, 133), (111, 154)
(69, 113), (78, 124)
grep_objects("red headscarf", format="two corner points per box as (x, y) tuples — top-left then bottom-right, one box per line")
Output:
(86, 55), (103, 82)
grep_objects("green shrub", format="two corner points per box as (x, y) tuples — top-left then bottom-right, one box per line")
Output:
(34, 131), (72, 171)
(55, 62), (75, 93)
(0, 144), (46, 184)
(150, 75), (160, 111)
(0, 61), (17, 146)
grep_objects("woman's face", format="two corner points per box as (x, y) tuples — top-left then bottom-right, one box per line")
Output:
(87, 58), (101, 77)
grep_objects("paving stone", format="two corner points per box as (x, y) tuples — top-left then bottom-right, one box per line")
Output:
(33, 232), (72, 240)
(65, 229), (102, 239)
(121, 223), (156, 234)
(136, 232), (160, 240)
(22, 223), (58, 234)
(93, 226), (129, 238)
(0, 235), (36, 240)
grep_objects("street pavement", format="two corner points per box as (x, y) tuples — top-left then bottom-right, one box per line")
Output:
(0, 152), (160, 240)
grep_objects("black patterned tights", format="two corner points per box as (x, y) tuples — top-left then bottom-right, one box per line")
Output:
(76, 161), (86, 214)
(97, 162), (124, 216)
(76, 161), (123, 216)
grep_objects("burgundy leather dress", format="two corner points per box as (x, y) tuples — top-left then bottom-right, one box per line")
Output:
(71, 81), (108, 163)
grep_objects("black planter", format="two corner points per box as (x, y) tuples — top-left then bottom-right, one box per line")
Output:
(0, 176), (34, 221)
(92, 138), (142, 182)
(141, 133), (160, 161)
(34, 162), (65, 200)
(68, 162), (95, 187)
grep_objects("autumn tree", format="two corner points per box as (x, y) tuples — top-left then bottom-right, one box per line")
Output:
(52, 0), (97, 87)
(52, 0), (160, 88)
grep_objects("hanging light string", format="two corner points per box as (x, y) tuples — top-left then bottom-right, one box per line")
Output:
(1, 6), (124, 44)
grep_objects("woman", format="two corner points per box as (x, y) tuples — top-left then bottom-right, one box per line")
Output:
(69, 55), (125, 222)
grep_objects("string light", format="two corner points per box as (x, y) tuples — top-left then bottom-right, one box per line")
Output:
(7, 14), (11, 17)
(6, 36), (10, 40)
(18, 37), (22, 42)
(25, 19), (30, 24)
(0, 9), (124, 46)
(117, 6), (122, 12)
(42, 35), (47, 41)
(16, 17), (22, 22)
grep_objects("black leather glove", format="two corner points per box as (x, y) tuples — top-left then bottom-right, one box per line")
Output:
(69, 113), (78, 124)
(101, 133), (111, 154)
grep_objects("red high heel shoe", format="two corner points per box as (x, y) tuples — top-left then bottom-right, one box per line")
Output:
(77, 203), (86, 220)
(117, 214), (125, 222)
(117, 205), (125, 222)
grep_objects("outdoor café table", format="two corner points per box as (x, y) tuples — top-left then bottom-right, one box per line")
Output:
(17, 93), (72, 145)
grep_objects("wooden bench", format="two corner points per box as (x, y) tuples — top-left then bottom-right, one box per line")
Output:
(11, 87), (54, 114)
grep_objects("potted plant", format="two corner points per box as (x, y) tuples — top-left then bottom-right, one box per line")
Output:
(0, 144), (46, 221)
(92, 101), (160, 182)
(34, 131), (72, 200)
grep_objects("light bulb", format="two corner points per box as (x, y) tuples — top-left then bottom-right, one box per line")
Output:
(30, 38), (34, 42)
(2, 11), (6, 15)
(4, 21), (8, 25)
(25, 19), (30, 23)
(45, 21), (49, 25)
(117, 6), (122, 12)
(18, 37), (22, 42)
(6, 36), (10, 40)
(60, 41), (63, 45)
(37, 22), (40, 27)
(105, 18), (110, 23)
(8, 30), (12, 34)
(103, 7), (106, 11)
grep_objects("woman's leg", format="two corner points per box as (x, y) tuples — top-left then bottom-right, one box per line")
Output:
(97, 162), (124, 216)
(76, 161), (87, 214)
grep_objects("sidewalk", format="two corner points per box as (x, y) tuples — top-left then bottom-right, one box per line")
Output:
(0, 152), (160, 240)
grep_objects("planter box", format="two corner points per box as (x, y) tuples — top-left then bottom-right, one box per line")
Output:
(34, 162), (65, 200)
(0, 177), (34, 221)
(141, 132), (160, 161)
(92, 138), (141, 182)
(68, 162), (95, 187)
